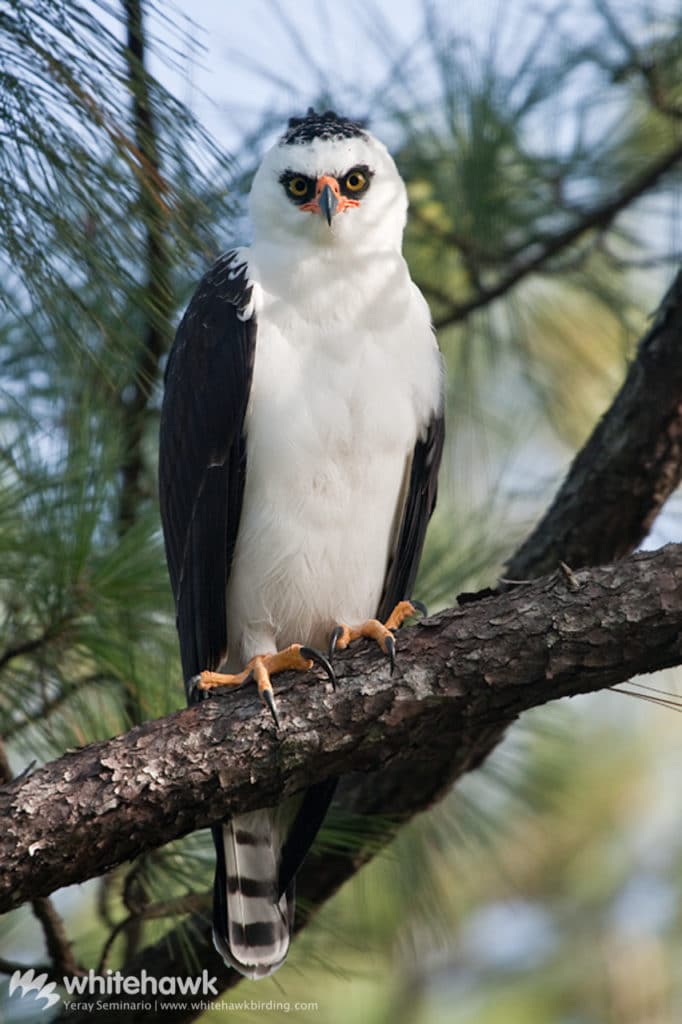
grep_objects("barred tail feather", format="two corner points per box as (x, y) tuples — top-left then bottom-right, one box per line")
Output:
(212, 811), (293, 978)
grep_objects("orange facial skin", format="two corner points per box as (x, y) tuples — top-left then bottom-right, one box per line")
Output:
(300, 175), (361, 216)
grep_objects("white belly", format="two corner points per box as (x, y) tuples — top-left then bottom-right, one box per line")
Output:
(226, 263), (441, 663)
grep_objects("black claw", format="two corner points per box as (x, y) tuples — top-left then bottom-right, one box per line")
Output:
(411, 599), (428, 618)
(385, 634), (396, 675)
(301, 645), (337, 690)
(261, 686), (280, 728)
(328, 625), (344, 662)
(187, 674), (203, 703)
(14, 759), (37, 781)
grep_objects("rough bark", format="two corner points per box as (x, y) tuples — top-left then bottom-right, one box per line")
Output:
(4, 544), (682, 918)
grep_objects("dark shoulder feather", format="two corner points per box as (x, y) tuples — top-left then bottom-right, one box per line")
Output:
(378, 413), (445, 620)
(159, 250), (256, 695)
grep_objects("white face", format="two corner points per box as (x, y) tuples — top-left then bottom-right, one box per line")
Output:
(249, 131), (408, 254)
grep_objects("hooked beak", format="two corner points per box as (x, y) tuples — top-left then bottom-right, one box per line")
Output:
(300, 174), (360, 225)
(318, 183), (339, 226)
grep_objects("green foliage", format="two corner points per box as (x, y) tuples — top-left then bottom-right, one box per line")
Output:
(0, 1), (681, 1021)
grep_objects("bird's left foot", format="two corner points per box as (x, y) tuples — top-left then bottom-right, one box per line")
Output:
(328, 599), (426, 674)
(194, 644), (335, 727)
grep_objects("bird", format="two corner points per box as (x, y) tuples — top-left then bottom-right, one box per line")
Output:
(159, 109), (444, 979)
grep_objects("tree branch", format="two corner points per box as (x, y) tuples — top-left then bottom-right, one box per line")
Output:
(3, 543), (682, 918)
(30, 897), (81, 979)
(432, 145), (682, 330)
(118, 0), (172, 533)
(51, 262), (679, 1015)
(0, 740), (81, 983)
(506, 267), (682, 581)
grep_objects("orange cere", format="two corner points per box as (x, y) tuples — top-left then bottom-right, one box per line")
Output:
(300, 174), (361, 215)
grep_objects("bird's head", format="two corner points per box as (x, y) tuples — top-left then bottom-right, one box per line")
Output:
(249, 110), (408, 253)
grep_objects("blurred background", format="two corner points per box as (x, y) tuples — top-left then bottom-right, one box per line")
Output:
(0, 0), (681, 1020)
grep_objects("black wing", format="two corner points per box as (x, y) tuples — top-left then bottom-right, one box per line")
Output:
(159, 251), (256, 696)
(377, 411), (445, 620)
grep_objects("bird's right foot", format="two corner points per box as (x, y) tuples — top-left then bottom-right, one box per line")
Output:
(190, 644), (335, 727)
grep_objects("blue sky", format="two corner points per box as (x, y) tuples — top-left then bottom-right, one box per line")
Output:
(145, 0), (490, 150)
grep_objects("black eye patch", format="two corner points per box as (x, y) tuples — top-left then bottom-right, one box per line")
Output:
(279, 171), (316, 204)
(340, 165), (373, 198)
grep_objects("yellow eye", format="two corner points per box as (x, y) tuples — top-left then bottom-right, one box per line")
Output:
(288, 177), (308, 197)
(345, 171), (366, 192)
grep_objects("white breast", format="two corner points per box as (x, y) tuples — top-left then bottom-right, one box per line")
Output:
(225, 247), (441, 664)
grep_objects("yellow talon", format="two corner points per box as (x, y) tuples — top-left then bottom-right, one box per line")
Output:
(383, 599), (418, 632)
(329, 600), (422, 671)
(198, 667), (251, 690)
(194, 643), (335, 725)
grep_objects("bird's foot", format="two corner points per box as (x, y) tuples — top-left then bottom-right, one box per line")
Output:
(328, 599), (426, 674)
(193, 644), (335, 727)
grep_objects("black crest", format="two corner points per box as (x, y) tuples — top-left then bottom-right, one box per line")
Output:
(281, 108), (368, 146)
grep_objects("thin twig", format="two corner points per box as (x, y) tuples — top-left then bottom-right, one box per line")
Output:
(433, 140), (682, 330)
(0, 622), (63, 673)
(0, 956), (52, 977)
(97, 892), (210, 973)
(609, 687), (682, 712)
(30, 898), (82, 977)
